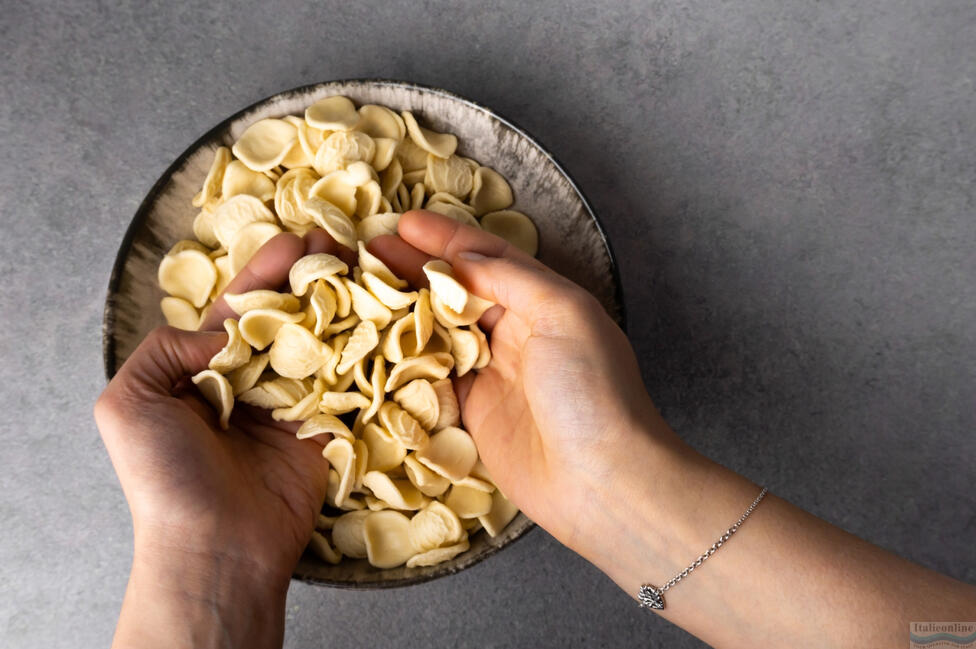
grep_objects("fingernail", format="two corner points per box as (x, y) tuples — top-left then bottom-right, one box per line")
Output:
(458, 251), (486, 261)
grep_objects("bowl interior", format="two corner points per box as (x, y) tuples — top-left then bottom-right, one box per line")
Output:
(103, 79), (623, 588)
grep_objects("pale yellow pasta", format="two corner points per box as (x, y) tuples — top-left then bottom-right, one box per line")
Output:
(363, 511), (414, 569)
(238, 308), (305, 349)
(444, 484), (493, 519)
(288, 253), (348, 297)
(232, 118), (297, 172)
(191, 369), (234, 429)
(170, 96), (543, 570)
(209, 318), (251, 374)
(160, 296), (199, 331)
(158, 249), (217, 308)
(415, 426), (479, 482)
(223, 290), (300, 316)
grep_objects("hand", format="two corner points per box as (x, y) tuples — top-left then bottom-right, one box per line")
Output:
(95, 230), (354, 649)
(370, 211), (686, 555)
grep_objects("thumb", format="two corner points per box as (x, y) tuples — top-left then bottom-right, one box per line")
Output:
(452, 251), (589, 331)
(108, 326), (227, 397)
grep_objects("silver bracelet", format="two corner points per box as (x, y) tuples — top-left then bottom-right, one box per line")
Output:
(638, 486), (768, 610)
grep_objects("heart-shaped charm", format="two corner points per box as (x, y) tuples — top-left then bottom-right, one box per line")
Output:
(638, 585), (665, 609)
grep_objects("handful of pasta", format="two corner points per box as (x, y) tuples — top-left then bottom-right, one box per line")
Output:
(156, 96), (530, 569)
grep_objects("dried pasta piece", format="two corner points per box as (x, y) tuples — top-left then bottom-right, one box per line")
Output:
(312, 131), (375, 177)
(430, 378), (460, 431)
(296, 413), (353, 442)
(324, 275), (352, 320)
(469, 166), (514, 216)
(352, 438), (368, 490)
(226, 353), (269, 395)
(240, 376), (311, 409)
(271, 377), (325, 421)
(158, 249), (217, 308)
(319, 390), (370, 415)
(425, 154), (473, 198)
(406, 537), (470, 568)
(361, 272), (417, 310)
(426, 192), (476, 214)
(221, 160), (276, 202)
(444, 484), (493, 518)
(268, 323), (332, 379)
(363, 510), (414, 569)
(431, 292), (494, 328)
(296, 119), (329, 160)
(354, 180), (383, 219)
(309, 530), (342, 565)
(362, 471), (425, 511)
(414, 289), (434, 351)
(357, 241), (407, 289)
(289, 253), (348, 297)
(339, 497), (366, 511)
(209, 318), (252, 373)
(365, 495), (391, 511)
(193, 207), (220, 249)
(305, 95), (359, 131)
(425, 322), (453, 354)
(370, 138), (398, 172)
(238, 308), (305, 349)
(317, 331), (348, 385)
(228, 221), (281, 275)
(480, 210), (539, 257)
(377, 401), (428, 450)
(355, 104), (405, 140)
(232, 118), (298, 172)
(470, 322), (491, 369)
(478, 489), (520, 538)
(356, 212), (401, 242)
(393, 379), (439, 431)
(362, 422), (407, 472)
(448, 328), (480, 377)
(323, 438), (356, 507)
(344, 278), (392, 329)
(396, 137), (429, 171)
(304, 196), (357, 250)
(415, 426), (478, 481)
(409, 501), (464, 551)
(191, 369), (234, 429)
(212, 255), (234, 298)
(168, 239), (210, 256)
(316, 514), (338, 530)
(451, 475), (495, 493)
(223, 290), (300, 315)
(212, 195), (276, 249)
(401, 111), (457, 158)
(307, 280), (337, 337)
(380, 159), (403, 201)
(360, 354), (386, 423)
(193, 146), (231, 208)
(384, 352), (454, 392)
(402, 168), (426, 187)
(336, 319), (379, 375)
(331, 510), (370, 559)
(160, 296), (199, 331)
(382, 313), (420, 363)
(410, 182), (426, 210)
(422, 260), (469, 313)
(403, 454), (451, 497)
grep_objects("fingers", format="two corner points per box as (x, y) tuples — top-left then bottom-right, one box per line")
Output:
(397, 210), (544, 268)
(105, 326), (228, 398)
(200, 229), (355, 331)
(452, 252), (586, 330)
(200, 232), (306, 331)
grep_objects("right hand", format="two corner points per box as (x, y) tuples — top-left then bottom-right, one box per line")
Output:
(370, 211), (684, 553)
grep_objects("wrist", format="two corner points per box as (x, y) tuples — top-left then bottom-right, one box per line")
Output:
(111, 536), (289, 649)
(570, 416), (758, 599)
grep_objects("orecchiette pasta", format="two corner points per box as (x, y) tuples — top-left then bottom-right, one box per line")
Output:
(161, 95), (540, 570)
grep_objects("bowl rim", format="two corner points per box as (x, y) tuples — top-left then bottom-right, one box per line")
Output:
(100, 78), (626, 589)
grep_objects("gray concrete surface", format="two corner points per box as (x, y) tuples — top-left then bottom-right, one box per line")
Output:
(2, 1), (974, 647)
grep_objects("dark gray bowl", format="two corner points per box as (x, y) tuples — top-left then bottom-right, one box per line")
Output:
(102, 79), (624, 589)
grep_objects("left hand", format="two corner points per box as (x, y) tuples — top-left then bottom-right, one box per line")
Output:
(95, 230), (352, 593)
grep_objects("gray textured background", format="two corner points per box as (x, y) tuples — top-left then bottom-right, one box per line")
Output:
(1, 1), (974, 647)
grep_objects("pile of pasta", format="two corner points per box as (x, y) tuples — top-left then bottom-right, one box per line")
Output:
(156, 96), (531, 570)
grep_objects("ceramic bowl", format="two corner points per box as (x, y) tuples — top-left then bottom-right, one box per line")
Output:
(102, 79), (624, 588)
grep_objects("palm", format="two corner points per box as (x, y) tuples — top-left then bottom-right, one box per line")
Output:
(131, 394), (327, 573)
